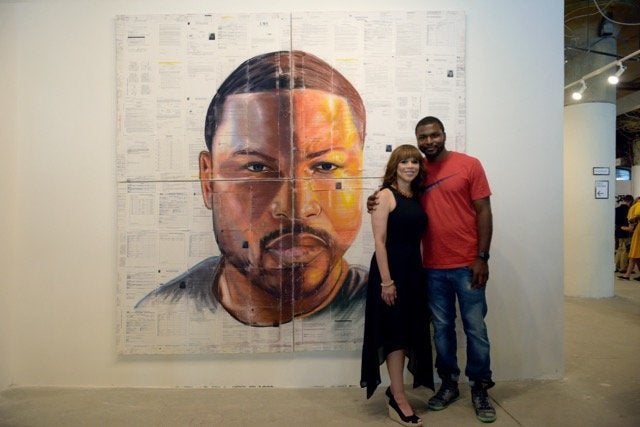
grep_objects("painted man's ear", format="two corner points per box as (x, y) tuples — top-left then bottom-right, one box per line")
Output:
(199, 150), (214, 210)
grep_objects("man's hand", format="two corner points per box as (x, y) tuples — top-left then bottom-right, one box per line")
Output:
(366, 189), (380, 213)
(470, 258), (489, 289)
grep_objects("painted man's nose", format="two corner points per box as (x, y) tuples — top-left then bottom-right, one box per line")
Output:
(270, 179), (322, 219)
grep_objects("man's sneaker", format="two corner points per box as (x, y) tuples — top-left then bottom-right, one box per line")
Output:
(471, 386), (496, 423)
(427, 381), (460, 411)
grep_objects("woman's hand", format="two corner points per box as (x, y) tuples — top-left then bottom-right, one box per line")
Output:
(381, 283), (396, 305)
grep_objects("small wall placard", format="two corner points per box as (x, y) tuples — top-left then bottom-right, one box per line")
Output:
(593, 167), (610, 176)
(595, 180), (609, 199)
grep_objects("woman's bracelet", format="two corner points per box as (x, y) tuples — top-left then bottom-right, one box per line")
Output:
(380, 280), (395, 287)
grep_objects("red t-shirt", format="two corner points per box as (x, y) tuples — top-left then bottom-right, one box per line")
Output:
(420, 151), (491, 268)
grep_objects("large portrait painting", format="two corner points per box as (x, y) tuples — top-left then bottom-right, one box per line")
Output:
(116, 11), (466, 354)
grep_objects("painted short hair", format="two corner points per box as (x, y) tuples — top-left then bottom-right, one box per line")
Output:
(204, 50), (366, 150)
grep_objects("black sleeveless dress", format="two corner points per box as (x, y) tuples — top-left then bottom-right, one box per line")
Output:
(360, 186), (434, 398)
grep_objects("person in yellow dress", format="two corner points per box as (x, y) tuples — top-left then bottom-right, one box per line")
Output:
(618, 197), (640, 280)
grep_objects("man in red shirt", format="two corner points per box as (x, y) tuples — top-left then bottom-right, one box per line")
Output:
(416, 116), (495, 423)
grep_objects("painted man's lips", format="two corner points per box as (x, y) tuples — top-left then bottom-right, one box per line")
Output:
(264, 233), (327, 266)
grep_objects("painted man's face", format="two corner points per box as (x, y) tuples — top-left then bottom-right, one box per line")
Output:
(200, 89), (363, 304)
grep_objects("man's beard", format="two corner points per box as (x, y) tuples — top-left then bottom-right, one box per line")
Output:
(421, 144), (444, 161)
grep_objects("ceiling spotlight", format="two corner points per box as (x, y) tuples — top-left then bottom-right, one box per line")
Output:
(571, 80), (587, 100)
(608, 62), (626, 85)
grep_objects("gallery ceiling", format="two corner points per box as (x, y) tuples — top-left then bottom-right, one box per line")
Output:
(565, 0), (640, 98)
(564, 0), (640, 165)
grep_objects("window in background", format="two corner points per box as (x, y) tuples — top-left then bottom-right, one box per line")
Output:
(616, 167), (631, 181)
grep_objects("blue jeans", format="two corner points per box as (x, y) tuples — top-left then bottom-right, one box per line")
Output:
(427, 267), (493, 385)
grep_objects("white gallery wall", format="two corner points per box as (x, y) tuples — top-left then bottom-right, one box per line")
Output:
(0, 4), (18, 390)
(0, 0), (564, 390)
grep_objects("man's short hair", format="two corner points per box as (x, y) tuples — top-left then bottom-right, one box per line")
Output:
(204, 50), (366, 150)
(415, 116), (445, 134)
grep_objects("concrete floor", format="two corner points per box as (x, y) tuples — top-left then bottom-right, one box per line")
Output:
(1, 278), (639, 427)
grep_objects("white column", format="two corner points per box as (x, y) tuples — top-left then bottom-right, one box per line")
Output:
(564, 103), (616, 297)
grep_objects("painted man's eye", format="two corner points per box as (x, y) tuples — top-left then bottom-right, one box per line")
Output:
(313, 162), (339, 172)
(246, 162), (270, 172)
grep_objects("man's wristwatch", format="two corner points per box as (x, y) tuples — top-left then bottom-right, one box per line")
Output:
(477, 251), (490, 261)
